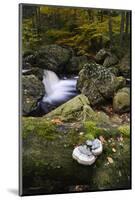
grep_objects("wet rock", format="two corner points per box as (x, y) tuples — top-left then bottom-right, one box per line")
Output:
(22, 75), (44, 115)
(113, 87), (130, 113)
(77, 63), (126, 106)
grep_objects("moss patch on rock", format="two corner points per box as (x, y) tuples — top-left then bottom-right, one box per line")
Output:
(77, 63), (126, 106)
(22, 116), (131, 194)
(113, 87), (130, 113)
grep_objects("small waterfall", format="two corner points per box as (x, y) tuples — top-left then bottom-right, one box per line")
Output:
(42, 70), (59, 96)
(42, 69), (78, 107)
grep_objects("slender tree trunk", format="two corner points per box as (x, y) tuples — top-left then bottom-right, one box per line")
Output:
(125, 12), (130, 37)
(100, 11), (103, 22)
(36, 7), (41, 36)
(87, 10), (94, 22)
(108, 13), (113, 47)
(120, 12), (125, 46)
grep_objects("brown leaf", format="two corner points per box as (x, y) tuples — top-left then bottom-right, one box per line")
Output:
(51, 118), (63, 125)
(99, 135), (106, 144)
(107, 157), (114, 164)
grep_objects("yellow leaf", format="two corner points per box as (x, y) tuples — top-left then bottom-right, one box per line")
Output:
(107, 157), (114, 164)
(112, 148), (116, 152)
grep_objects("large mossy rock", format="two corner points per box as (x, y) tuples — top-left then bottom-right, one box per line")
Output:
(103, 54), (118, 68)
(95, 49), (108, 63)
(22, 75), (44, 115)
(23, 45), (71, 73)
(77, 63), (126, 106)
(44, 94), (111, 125)
(95, 48), (119, 67)
(119, 53), (131, 78)
(22, 117), (131, 195)
(45, 94), (90, 122)
(113, 87), (130, 113)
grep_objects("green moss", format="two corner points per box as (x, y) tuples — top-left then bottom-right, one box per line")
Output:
(22, 117), (58, 141)
(118, 125), (130, 137)
(83, 121), (101, 140)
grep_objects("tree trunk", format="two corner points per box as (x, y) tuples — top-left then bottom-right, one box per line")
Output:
(120, 12), (125, 46)
(108, 12), (113, 47)
(125, 12), (130, 37)
(100, 10), (103, 22)
(87, 10), (94, 22)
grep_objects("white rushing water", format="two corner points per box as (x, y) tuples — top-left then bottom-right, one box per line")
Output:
(42, 70), (78, 105)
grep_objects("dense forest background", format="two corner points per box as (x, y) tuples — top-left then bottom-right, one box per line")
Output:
(22, 5), (131, 58)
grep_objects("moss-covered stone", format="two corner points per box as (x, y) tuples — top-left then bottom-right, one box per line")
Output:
(23, 44), (71, 73)
(83, 105), (111, 126)
(103, 54), (118, 68)
(119, 53), (131, 78)
(22, 117), (58, 141)
(45, 94), (90, 122)
(22, 116), (131, 194)
(113, 88), (130, 113)
(77, 63), (126, 106)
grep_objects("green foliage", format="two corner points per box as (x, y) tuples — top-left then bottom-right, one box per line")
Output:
(83, 121), (100, 140)
(22, 19), (42, 51)
(45, 29), (72, 43)
(22, 6), (131, 56)
(118, 125), (130, 137)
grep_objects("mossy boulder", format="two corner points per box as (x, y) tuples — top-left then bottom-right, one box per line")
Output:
(45, 94), (90, 122)
(22, 75), (44, 115)
(95, 48), (108, 63)
(22, 117), (131, 195)
(95, 48), (119, 67)
(83, 105), (111, 126)
(44, 94), (111, 125)
(119, 53), (131, 78)
(103, 54), (119, 68)
(77, 63), (126, 106)
(23, 44), (71, 73)
(113, 87), (130, 113)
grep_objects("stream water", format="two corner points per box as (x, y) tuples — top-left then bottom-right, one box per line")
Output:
(36, 70), (78, 115)
(43, 70), (77, 104)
